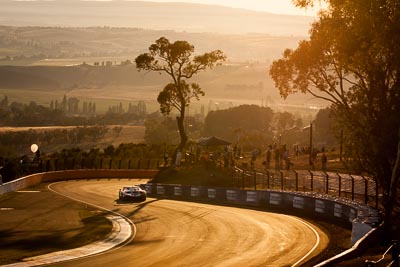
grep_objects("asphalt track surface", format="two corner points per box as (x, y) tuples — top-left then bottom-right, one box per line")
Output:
(49, 179), (329, 267)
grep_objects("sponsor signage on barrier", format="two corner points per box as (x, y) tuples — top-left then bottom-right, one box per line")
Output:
(156, 185), (165, 195)
(15, 179), (27, 191)
(174, 186), (182, 196)
(145, 184), (152, 194)
(226, 190), (238, 201)
(315, 199), (325, 213)
(349, 208), (356, 222)
(293, 196), (305, 209)
(246, 191), (257, 202)
(191, 187), (200, 197)
(334, 203), (343, 218)
(208, 188), (216, 199)
(270, 192), (282, 205)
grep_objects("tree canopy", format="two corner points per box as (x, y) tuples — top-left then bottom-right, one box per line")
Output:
(204, 105), (274, 148)
(135, 37), (226, 151)
(270, 0), (400, 239)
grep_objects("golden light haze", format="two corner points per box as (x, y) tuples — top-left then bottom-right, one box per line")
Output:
(127, 0), (325, 16)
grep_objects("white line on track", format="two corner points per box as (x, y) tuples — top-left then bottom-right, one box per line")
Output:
(1, 181), (136, 267)
(291, 216), (321, 267)
(47, 181), (137, 247)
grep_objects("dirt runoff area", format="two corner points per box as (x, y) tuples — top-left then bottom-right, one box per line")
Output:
(0, 183), (112, 265)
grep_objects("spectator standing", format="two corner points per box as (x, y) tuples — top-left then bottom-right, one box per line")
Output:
(175, 150), (182, 166)
(265, 145), (272, 169)
(321, 153), (327, 172)
(163, 150), (168, 166)
(283, 149), (291, 170)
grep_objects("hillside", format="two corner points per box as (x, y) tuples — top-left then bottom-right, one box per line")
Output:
(0, 62), (327, 116)
(0, 25), (304, 62)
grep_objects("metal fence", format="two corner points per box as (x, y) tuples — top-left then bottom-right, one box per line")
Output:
(17, 156), (379, 208)
(232, 167), (379, 208)
(36, 157), (161, 172)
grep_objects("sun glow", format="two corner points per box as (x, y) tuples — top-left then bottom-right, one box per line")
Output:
(135, 0), (326, 16)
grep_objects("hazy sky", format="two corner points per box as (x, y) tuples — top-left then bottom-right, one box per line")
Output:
(137, 0), (326, 16)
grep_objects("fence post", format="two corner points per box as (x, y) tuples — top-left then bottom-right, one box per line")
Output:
(375, 178), (379, 210)
(294, 170), (298, 191)
(325, 172), (329, 194)
(337, 173), (342, 198)
(109, 159), (113, 169)
(118, 159), (122, 169)
(392, 240), (399, 267)
(266, 170), (270, 189)
(362, 176), (369, 204)
(254, 171), (257, 190)
(46, 159), (50, 172)
(242, 170), (245, 189)
(350, 175), (355, 201)
(308, 170), (314, 192)
(280, 170), (284, 191)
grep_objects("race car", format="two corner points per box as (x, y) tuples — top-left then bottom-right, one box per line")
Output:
(118, 186), (147, 202)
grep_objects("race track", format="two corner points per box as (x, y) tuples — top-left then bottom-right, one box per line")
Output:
(49, 179), (329, 266)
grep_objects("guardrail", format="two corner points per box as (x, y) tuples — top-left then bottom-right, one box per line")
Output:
(365, 240), (399, 267)
(0, 169), (158, 195)
(140, 182), (381, 246)
(231, 167), (379, 209)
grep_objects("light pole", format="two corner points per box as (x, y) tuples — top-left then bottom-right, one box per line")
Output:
(309, 123), (313, 165)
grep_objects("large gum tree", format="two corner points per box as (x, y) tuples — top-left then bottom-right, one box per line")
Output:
(270, 0), (400, 240)
(135, 37), (225, 152)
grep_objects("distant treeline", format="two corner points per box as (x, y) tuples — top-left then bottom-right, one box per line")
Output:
(0, 95), (147, 127)
(0, 65), (168, 90)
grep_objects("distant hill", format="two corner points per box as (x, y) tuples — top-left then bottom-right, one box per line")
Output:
(0, 0), (314, 36)
(0, 62), (328, 112)
(0, 25), (304, 62)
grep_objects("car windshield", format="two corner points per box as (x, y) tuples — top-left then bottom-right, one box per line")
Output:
(123, 187), (139, 192)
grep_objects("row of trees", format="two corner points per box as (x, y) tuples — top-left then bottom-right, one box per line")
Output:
(0, 126), (110, 158)
(0, 96), (148, 126)
(144, 104), (335, 151)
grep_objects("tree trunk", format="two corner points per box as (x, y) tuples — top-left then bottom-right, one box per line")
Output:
(176, 101), (188, 151)
(384, 127), (400, 241)
(176, 115), (188, 151)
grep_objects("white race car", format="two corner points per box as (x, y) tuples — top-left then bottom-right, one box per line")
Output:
(118, 186), (147, 202)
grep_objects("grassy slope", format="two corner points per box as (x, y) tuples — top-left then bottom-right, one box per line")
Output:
(0, 183), (112, 265)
